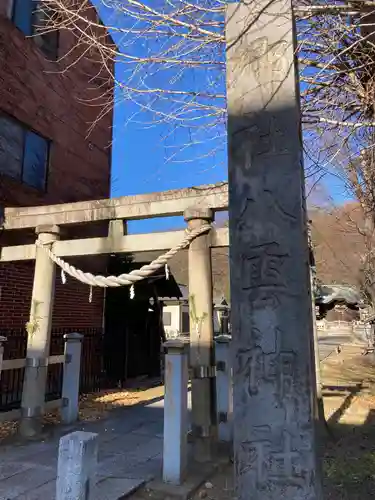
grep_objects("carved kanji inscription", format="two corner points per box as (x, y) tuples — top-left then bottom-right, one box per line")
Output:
(239, 440), (270, 486)
(279, 352), (296, 398)
(269, 432), (304, 486)
(232, 35), (290, 97)
(248, 37), (289, 87)
(240, 433), (304, 488)
(242, 243), (288, 292)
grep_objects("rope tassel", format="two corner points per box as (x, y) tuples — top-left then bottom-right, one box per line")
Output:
(130, 285), (135, 299)
(61, 269), (67, 284)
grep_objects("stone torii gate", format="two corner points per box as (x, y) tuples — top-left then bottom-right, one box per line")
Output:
(0, 183), (228, 452)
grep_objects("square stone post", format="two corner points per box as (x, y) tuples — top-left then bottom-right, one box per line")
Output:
(184, 207), (215, 463)
(226, 1), (322, 498)
(214, 335), (233, 444)
(0, 336), (7, 380)
(56, 431), (98, 500)
(19, 224), (60, 438)
(163, 339), (188, 485)
(61, 333), (84, 424)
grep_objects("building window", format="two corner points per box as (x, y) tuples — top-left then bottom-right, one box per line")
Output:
(12, 0), (59, 60)
(163, 312), (172, 327)
(0, 114), (49, 191)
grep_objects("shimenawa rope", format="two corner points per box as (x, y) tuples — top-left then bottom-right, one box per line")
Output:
(35, 224), (212, 288)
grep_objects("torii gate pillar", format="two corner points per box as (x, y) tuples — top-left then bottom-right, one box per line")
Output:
(19, 225), (60, 438)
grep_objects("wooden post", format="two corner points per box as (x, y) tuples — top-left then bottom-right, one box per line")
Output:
(19, 225), (60, 438)
(226, 1), (322, 498)
(184, 207), (215, 462)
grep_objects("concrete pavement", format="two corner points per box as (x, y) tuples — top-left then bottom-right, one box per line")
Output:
(0, 397), (165, 500)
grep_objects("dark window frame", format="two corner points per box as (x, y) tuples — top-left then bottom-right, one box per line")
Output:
(0, 112), (50, 192)
(11, 0), (59, 61)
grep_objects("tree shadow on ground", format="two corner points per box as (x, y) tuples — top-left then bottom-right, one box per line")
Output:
(323, 383), (363, 425)
(323, 411), (375, 499)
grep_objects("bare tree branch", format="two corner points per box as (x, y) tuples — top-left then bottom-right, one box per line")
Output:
(35, 0), (375, 302)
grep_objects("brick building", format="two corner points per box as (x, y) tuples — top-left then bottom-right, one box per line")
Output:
(0, 0), (113, 341)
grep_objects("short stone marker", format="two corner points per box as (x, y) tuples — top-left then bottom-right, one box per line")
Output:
(56, 431), (98, 500)
(61, 332), (84, 424)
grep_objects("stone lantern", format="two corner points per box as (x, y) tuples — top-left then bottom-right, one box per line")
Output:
(214, 297), (230, 336)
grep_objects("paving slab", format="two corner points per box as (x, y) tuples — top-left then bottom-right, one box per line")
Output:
(0, 462), (35, 482)
(124, 437), (163, 462)
(13, 476), (147, 500)
(94, 477), (145, 500)
(0, 465), (56, 499)
(15, 480), (56, 500)
(98, 433), (153, 462)
(0, 441), (55, 463)
(98, 454), (162, 481)
(121, 456), (162, 480)
(132, 421), (163, 438)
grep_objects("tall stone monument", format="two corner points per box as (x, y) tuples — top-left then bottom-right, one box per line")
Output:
(226, 1), (322, 498)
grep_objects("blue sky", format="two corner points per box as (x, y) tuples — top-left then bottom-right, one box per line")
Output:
(111, 101), (227, 197)
(110, 76), (228, 233)
(97, 2), (228, 232)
